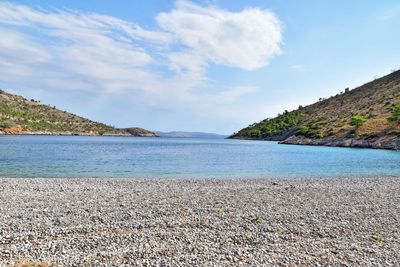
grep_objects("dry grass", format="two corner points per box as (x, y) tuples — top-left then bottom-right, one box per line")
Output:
(358, 116), (392, 135)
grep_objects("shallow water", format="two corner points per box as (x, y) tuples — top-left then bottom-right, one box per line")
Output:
(0, 135), (399, 178)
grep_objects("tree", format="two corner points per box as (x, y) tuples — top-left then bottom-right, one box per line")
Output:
(350, 116), (366, 127)
(248, 129), (261, 138)
(388, 103), (400, 124)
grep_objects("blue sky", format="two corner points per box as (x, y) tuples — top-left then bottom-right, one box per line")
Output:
(0, 1), (399, 134)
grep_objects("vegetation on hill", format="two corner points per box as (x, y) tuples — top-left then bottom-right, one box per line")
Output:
(388, 103), (400, 124)
(125, 127), (158, 137)
(0, 90), (156, 136)
(230, 70), (400, 150)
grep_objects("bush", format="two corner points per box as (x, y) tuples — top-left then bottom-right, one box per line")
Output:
(0, 121), (11, 128)
(248, 129), (261, 138)
(350, 116), (366, 127)
(295, 119), (327, 139)
(388, 103), (400, 123)
(256, 111), (303, 138)
(296, 125), (323, 138)
(296, 125), (310, 136)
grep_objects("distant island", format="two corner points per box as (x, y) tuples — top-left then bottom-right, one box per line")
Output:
(0, 90), (157, 137)
(155, 131), (227, 139)
(230, 70), (400, 150)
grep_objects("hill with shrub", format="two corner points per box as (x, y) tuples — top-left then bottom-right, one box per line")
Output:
(229, 70), (400, 150)
(0, 90), (156, 137)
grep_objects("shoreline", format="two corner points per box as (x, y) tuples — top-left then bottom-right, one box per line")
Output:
(2, 133), (399, 150)
(279, 135), (400, 151)
(1, 177), (399, 266)
(229, 136), (400, 151)
(0, 133), (157, 137)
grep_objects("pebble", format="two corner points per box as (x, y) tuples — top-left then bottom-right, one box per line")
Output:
(0, 178), (399, 266)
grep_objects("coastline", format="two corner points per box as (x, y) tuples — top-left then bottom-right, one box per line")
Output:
(1, 177), (399, 266)
(279, 135), (400, 151)
(0, 132), (156, 137)
(229, 136), (400, 151)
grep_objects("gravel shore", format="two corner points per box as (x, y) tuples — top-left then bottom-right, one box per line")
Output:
(0, 178), (399, 266)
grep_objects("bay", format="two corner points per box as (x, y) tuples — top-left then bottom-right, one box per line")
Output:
(0, 135), (399, 178)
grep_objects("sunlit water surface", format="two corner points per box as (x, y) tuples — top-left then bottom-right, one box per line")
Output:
(0, 136), (399, 178)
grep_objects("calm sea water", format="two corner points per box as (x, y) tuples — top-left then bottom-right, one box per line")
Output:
(0, 135), (399, 178)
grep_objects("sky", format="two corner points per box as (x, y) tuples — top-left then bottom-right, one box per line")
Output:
(0, 1), (399, 134)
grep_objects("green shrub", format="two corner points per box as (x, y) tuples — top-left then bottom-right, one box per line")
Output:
(350, 116), (367, 127)
(296, 120), (325, 139)
(248, 129), (261, 138)
(0, 121), (11, 128)
(388, 103), (400, 123)
(251, 111), (304, 138)
(255, 215), (263, 223)
(215, 208), (222, 217)
(296, 125), (310, 136)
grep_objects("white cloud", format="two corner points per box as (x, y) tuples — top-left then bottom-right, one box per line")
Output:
(157, 0), (282, 70)
(0, 27), (50, 64)
(0, 1), (283, 130)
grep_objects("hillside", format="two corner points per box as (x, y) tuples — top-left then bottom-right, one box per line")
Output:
(230, 70), (400, 150)
(0, 90), (156, 137)
(125, 127), (158, 137)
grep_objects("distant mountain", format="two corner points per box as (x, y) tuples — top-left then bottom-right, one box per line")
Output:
(0, 90), (156, 137)
(230, 70), (400, 150)
(155, 131), (228, 139)
(124, 127), (158, 137)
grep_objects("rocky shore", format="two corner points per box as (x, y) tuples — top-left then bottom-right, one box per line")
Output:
(0, 178), (399, 266)
(0, 131), (156, 137)
(0, 131), (131, 137)
(280, 135), (400, 150)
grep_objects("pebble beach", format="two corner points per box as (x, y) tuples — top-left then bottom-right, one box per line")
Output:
(0, 178), (399, 266)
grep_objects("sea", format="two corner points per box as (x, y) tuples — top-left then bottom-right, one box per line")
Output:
(0, 135), (399, 178)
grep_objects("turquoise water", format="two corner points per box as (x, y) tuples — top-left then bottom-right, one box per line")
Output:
(0, 135), (399, 178)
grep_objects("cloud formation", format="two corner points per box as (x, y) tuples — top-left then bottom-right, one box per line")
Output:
(158, 1), (282, 70)
(0, 1), (283, 131)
